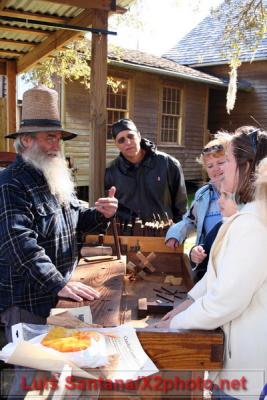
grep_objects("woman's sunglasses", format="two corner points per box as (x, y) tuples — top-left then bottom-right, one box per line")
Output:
(116, 132), (136, 145)
(248, 128), (260, 154)
(202, 144), (224, 155)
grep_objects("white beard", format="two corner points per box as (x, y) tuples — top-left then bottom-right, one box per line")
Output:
(22, 142), (75, 205)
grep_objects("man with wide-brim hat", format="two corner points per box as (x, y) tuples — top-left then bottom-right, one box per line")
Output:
(0, 85), (118, 333)
(5, 84), (76, 141)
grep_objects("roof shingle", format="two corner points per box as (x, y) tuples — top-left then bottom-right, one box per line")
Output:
(162, 0), (267, 66)
(108, 46), (226, 86)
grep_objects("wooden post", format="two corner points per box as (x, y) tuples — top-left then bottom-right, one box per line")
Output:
(203, 86), (210, 146)
(6, 60), (17, 152)
(202, 86), (210, 182)
(89, 10), (108, 205)
(0, 97), (7, 151)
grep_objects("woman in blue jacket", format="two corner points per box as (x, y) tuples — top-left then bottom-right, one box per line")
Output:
(165, 136), (230, 248)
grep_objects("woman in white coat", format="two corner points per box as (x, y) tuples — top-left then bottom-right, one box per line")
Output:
(155, 128), (267, 400)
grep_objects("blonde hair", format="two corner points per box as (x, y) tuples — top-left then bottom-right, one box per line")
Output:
(255, 157), (267, 225)
(197, 132), (232, 166)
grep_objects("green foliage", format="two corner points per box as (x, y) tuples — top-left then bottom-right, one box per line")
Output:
(22, 38), (91, 88)
(22, 38), (123, 93)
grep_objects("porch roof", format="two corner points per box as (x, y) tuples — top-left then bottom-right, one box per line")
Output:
(0, 0), (135, 203)
(0, 0), (133, 74)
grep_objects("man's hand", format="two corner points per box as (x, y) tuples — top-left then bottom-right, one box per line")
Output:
(190, 245), (207, 264)
(165, 238), (180, 249)
(58, 281), (101, 302)
(95, 186), (118, 218)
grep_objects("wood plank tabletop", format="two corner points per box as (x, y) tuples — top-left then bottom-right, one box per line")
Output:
(22, 251), (224, 400)
(57, 256), (126, 327)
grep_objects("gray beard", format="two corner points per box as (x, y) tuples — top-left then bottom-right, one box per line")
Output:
(22, 142), (75, 205)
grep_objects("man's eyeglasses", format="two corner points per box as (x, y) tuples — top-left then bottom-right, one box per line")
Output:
(116, 132), (136, 145)
(202, 144), (224, 155)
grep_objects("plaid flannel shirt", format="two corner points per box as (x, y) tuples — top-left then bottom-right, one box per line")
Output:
(0, 156), (108, 317)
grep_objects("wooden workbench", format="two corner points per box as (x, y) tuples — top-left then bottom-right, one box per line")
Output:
(23, 239), (224, 399)
(58, 257), (126, 327)
(58, 256), (223, 372)
(56, 253), (224, 400)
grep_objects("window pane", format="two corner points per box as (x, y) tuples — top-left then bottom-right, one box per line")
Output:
(106, 79), (129, 140)
(107, 110), (127, 140)
(160, 86), (181, 144)
(121, 93), (127, 109)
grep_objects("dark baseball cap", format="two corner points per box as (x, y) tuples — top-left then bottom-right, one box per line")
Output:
(111, 118), (138, 139)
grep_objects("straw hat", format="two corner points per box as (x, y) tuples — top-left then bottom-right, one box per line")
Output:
(5, 85), (77, 141)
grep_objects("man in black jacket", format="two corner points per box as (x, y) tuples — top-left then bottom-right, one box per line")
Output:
(105, 118), (187, 223)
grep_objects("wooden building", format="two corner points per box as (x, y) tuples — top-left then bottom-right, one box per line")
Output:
(62, 47), (227, 193)
(3, 0), (264, 198)
(204, 62), (267, 134)
(0, 0), (135, 203)
(163, 0), (267, 134)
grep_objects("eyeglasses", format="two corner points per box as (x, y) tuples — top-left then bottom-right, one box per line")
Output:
(33, 132), (63, 144)
(45, 136), (63, 144)
(116, 133), (136, 145)
(202, 144), (224, 155)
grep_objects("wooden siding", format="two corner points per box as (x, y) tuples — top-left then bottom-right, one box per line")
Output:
(63, 80), (120, 189)
(181, 82), (209, 180)
(0, 75), (6, 97)
(131, 71), (159, 142)
(63, 81), (91, 188)
(201, 61), (267, 134)
(63, 68), (210, 187)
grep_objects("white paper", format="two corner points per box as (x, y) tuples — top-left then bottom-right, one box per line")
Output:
(81, 325), (158, 381)
(0, 325), (158, 381)
(50, 306), (92, 324)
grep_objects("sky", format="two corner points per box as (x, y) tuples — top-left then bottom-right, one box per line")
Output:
(108, 0), (224, 56)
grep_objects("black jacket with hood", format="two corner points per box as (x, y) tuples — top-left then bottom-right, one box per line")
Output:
(104, 138), (187, 223)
